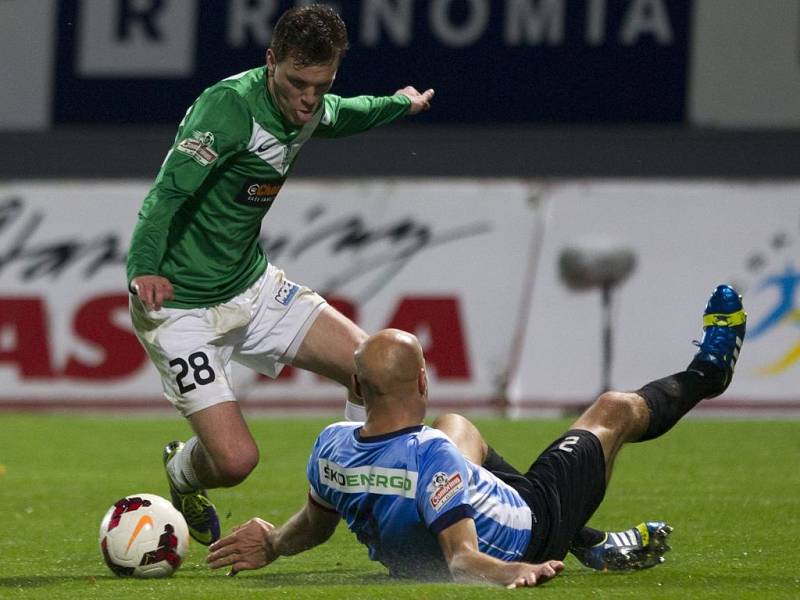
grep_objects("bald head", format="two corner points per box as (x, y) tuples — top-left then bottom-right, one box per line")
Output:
(354, 329), (426, 403)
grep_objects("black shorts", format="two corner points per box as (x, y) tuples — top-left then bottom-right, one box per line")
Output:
(483, 429), (607, 562)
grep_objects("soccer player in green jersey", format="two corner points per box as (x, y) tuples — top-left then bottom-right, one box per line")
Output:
(126, 5), (435, 545)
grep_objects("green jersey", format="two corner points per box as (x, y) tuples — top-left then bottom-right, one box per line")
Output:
(127, 67), (411, 308)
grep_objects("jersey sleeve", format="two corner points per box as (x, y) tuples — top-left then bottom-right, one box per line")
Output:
(312, 94), (411, 139)
(126, 87), (251, 281)
(305, 433), (336, 511)
(416, 438), (476, 535)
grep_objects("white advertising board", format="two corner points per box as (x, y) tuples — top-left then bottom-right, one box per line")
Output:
(509, 181), (800, 415)
(0, 179), (540, 412)
(1, 179), (797, 415)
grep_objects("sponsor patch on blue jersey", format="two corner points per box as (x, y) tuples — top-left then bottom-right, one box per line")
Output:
(428, 471), (464, 512)
(275, 280), (299, 306)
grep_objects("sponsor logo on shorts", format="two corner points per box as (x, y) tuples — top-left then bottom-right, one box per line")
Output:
(318, 459), (417, 498)
(234, 179), (285, 208)
(274, 280), (299, 306)
(429, 471), (463, 511)
(175, 130), (218, 166)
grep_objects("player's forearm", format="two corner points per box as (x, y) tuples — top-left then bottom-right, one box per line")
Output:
(269, 506), (336, 557)
(126, 186), (189, 280)
(315, 94), (410, 138)
(447, 549), (524, 587)
(127, 215), (169, 280)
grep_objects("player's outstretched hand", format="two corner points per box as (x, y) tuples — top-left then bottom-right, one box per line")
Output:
(130, 274), (174, 311)
(207, 518), (277, 576)
(395, 86), (435, 115)
(505, 560), (564, 589)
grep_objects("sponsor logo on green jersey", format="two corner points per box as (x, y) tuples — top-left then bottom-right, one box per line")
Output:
(176, 130), (218, 166)
(234, 179), (285, 208)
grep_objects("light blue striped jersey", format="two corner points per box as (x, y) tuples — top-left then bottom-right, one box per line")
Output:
(306, 422), (533, 579)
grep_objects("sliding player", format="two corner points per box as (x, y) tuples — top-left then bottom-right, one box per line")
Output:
(208, 285), (745, 587)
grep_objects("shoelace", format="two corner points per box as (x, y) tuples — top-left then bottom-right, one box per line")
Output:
(693, 326), (737, 356)
(181, 494), (211, 523)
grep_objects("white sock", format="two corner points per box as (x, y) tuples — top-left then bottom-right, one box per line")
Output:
(344, 399), (366, 422)
(166, 437), (204, 492)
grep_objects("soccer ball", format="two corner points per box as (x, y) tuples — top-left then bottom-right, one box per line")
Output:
(99, 493), (190, 578)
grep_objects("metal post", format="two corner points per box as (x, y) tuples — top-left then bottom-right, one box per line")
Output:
(601, 283), (613, 393)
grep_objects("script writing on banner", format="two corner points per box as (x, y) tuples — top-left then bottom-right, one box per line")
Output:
(0, 194), (480, 383)
(262, 203), (491, 302)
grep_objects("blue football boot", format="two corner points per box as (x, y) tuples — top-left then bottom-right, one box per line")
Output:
(163, 441), (220, 545)
(571, 521), (673, 572)
(688, 284), (747, 396)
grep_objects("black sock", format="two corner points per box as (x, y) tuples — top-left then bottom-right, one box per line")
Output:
(571, 526), (606, 549)
(636, 365), (725, 442)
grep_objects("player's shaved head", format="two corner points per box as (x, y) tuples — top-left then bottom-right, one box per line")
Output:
(354, 329), (425, 402)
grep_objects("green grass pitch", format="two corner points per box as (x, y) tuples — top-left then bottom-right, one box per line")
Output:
(1, 414), (798, 599)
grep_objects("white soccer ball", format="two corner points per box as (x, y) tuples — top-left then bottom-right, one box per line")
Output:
(99, 493), (190, 578)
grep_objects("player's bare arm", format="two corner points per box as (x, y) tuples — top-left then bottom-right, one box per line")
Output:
(394, 86), (435, 115)
(437, 517), (564, 588)
(130, 274), (174, 311)
(207, 499), (339, 575)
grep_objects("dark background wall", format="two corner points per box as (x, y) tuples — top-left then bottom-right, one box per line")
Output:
(4, 125), (799, 179)
(3, 1), (800, 179)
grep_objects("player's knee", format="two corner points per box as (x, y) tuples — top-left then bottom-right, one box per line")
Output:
(432, 413), (488, 463)
(431, 413), (454, 429)
(592, 391), (646, 427)
(432, 413), (470, 432)
(213, 446), (259, 487)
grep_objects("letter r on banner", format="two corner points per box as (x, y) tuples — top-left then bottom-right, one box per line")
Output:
(77, 0), (197, 77)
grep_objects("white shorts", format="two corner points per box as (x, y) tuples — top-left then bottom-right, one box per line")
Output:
(130, 264), (327, 416)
